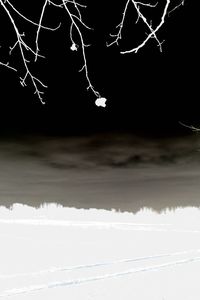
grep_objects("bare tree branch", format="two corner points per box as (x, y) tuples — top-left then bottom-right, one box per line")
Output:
(35, 0), (55, 62)
(168, 0), (185, 16)
(61, 0), (101, 98)
(0, 0), (185, 106)
(107, 0), (131, 48)
(0, 1), (48, 103)
(5, 0), (61, 31)
(179, 122), (200, 132)
(0, 61), (17, 72)
(121, 0), (170, 54)
(107, 0), (185, 55)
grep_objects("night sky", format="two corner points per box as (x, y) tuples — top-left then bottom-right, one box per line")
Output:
(0, 1), (198, 137)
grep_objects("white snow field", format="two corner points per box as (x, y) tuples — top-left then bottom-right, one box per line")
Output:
(0, 205), (200, 300)
(0, 134), (200, 299)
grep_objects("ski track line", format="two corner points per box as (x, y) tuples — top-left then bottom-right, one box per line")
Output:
(1, 255), (200, 297)
(1, 248), (200, 280)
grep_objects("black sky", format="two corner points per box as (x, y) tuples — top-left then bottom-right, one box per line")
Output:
(0, 1), (198, 137)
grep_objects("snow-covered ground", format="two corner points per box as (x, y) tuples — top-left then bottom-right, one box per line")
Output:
(0, 134), (200, 299)
(0, 205), (200, 300)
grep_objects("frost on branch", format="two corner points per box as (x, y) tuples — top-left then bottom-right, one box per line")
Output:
(0, 0), (102, 104)
(107, 0), (185, 54)
(95, 97), (107, 108)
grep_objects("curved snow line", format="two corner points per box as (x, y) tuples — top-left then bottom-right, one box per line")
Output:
(0, 219), (171, 227)
(1, 255), (200, 297)
(1, 248), (200, 279)
(0, 219), (199, 233)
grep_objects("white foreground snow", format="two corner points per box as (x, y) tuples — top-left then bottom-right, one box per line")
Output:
(0, 204), (200, 300)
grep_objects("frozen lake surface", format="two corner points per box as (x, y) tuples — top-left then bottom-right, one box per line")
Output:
(0, 134), (200, 299)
